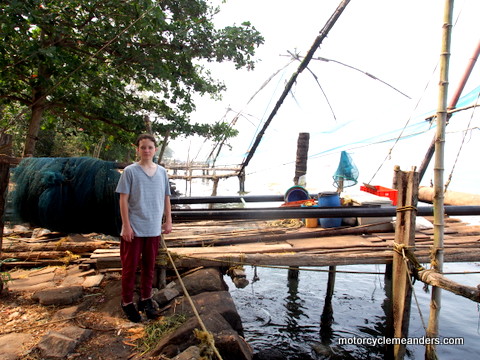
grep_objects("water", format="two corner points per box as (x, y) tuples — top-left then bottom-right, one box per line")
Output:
(176, 173), (480, 359)
(225, 263), (480, 359)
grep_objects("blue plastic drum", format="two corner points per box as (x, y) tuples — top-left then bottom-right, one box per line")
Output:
(317, 192), (342, 228)
(284, 186), (310, 203)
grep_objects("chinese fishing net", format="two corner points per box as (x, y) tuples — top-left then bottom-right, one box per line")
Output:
(10, 157), (122, 236)
(333, 151), (359, 189)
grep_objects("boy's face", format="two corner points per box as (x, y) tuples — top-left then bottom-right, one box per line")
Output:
(137, 138), (157, 161)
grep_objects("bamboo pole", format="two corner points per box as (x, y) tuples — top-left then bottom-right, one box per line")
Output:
(418, 39), (480, 181)
(426, 2), (453, 359)
(239, 0), (351, 173)
(392, 169), (419, 360)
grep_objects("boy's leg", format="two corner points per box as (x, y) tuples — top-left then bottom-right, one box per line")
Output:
(140, 235), (161, 300)
(120, 237), (143, 304)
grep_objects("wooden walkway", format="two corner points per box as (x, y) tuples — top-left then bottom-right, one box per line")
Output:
(164, 217), (480, 268)
(89, 216), (480, 270)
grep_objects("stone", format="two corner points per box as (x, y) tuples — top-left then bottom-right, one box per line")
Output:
(166, 291), (244, 336)
(36, 326), (92, 359)
(150, 310), (234, 358)
(7, 269), (58, 292)
(153, 287), (180, 307)
(214, 329), (253, 360)
(0, 333), (34, 360)
(32, 285), (83, 305)
(36, 333), (77, 358)
(172, 345), (201, 360)
(172, 268), (228, 296)
(52, 305), (81, 321)
(82, 274), (104, 288)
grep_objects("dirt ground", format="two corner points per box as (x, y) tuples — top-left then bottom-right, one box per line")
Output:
(0, 273), (151, 359)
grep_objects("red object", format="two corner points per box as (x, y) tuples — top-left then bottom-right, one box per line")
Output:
(360, 185), (398, 205)
(281, 199), (313, 207)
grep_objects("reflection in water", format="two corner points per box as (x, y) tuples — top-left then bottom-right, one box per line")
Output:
(284, 267), (308, 339)
(320, 266), (336, 345)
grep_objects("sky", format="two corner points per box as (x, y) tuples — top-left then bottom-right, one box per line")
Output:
(170, 0), (480, 195)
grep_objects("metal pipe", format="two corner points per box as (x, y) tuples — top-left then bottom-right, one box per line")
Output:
(172, 205), (480, 221)
(171, 194), (316, 204)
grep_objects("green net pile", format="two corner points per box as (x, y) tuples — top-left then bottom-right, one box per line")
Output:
(333, 151), (359, 189)
(10, 157), (122, 236)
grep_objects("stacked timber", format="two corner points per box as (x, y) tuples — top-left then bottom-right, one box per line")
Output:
(1, 227), (114, 268)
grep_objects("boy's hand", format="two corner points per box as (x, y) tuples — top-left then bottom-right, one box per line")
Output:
(162, 221), (172, 235)
(121, 226), (135, 242)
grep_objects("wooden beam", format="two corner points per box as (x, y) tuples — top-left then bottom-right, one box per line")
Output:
(392, 168), (419, 360)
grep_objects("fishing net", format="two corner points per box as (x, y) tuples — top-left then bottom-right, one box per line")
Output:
(10, 157), (122, 236)
(333, 151), (358, 189)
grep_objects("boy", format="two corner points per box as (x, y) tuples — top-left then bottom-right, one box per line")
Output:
(115, 134), (172, 322)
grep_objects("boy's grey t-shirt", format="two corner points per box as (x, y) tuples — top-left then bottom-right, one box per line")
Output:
(116, 163), (171, 237)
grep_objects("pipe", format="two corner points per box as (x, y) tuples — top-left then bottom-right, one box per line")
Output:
(172, 205), (480, 221)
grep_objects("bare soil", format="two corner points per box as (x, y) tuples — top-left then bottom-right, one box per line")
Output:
(0, 273), (149, 360)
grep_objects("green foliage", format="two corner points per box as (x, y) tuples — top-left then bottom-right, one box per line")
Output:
(137, 314), (188, 354)
(0, 0), (263, 157)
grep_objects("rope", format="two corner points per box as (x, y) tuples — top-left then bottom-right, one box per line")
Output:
(396, 205), (418, 213)
(160, 236), (223, 360)
(392, 242), (425, 273)
(398, 246), (428, 333)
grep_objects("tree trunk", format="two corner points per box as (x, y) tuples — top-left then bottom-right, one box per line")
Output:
(23, 89), (46, 157)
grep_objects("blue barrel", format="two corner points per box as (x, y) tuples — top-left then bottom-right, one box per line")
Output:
(317, 192), (342, 228)
(284, 185), (310, 203)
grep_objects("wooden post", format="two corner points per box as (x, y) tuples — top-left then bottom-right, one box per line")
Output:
(238, 171), (246, 194)
(290, 133), (310, 279)
(392, 168), (419, 360)
(293, 132), (310, 185)
(0, 133), (13, 255)
(384, 165), (400, 354)
(320, 265), (336, 343)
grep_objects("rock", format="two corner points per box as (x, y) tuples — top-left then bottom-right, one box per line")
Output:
(7, 268), (58, 292)
(52, 305), (81, 321)
(32, 285), (83, 305)
(153, 287), (180, 307)
(32, 227), (52, 238)
(0, 333), (34, 360)
(215, 329), (253, 360)
(166, 291), (244, 336)
(150, 309), (251, 359)
(172, 345), (201, 360)
(82, 274), (104, 288)
(171, 268), (228, 296)
(36, 326), (92, 359)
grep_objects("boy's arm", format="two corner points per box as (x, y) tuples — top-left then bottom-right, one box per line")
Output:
(162, 195), (172, 234)
(119, 193), (134, 241)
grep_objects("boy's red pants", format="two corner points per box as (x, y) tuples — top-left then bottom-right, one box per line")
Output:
(120, 236), (160, 304)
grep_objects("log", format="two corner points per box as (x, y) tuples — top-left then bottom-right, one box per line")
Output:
(418, 269), (480, 303)
(419, 186), (480, 205)
(1, 251), (69, 260)
(3, 241), (110, 253)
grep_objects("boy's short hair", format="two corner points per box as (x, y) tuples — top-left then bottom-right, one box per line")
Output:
(135, 134), (157, 147)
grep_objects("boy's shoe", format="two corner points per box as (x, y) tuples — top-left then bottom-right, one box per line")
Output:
(138, 298), (160, 320)
(121, 302), (141, 323)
